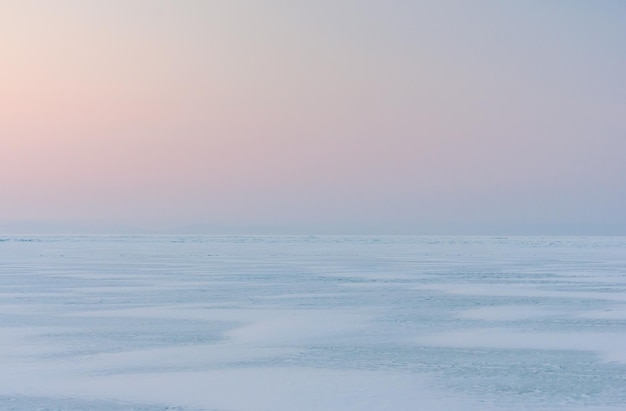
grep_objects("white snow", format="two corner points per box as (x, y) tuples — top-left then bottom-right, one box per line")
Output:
(1, 235), (626, 410)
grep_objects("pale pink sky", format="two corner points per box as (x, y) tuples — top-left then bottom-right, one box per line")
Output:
(1, 1), (625, 234)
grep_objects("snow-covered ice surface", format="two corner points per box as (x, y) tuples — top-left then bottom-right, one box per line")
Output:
(1, 235), (626, 410)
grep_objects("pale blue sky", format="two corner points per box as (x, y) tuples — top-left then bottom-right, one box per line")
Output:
(1, 1), (625, 234)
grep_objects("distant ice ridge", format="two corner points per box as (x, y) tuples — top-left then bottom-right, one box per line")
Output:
(1, 235), (626, 410)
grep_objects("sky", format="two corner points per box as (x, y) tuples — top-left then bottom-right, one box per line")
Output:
(1, 0), (625, 235)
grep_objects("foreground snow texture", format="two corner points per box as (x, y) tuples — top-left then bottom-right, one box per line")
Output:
(1, 236), (626, 410)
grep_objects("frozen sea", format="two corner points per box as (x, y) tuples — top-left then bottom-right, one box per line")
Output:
(1, 235), (626, 411)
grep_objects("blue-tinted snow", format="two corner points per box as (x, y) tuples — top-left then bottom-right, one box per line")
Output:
(1, 236), (625, 410)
